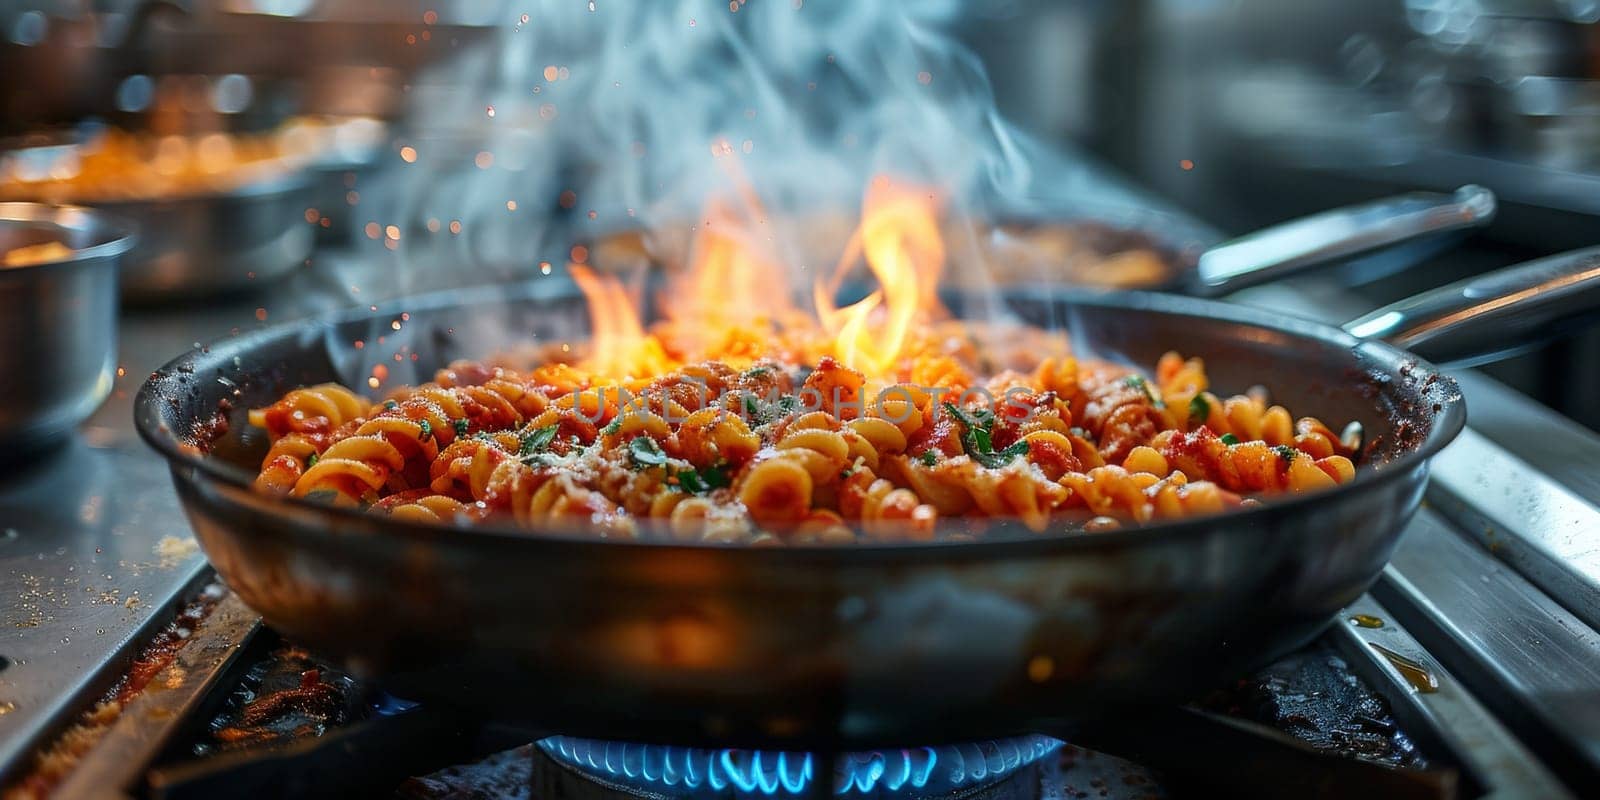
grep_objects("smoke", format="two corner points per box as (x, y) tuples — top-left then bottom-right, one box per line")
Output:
(360, 1), (1073, 284)
(335, 0), (1211, 388)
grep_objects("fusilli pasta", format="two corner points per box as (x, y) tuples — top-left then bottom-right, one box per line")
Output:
(247, 348), (1358, 544)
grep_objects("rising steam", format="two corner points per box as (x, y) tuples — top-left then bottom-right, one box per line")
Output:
(362, 1), (1065, 283)
(336, 0), (1191, 389)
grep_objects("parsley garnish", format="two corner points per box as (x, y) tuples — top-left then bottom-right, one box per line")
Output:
(675, 465), (730, 493)
(777, 395), (799, 414)
(743, 366), (771, 379)
(628, 436), (668, 469)
(744, 396), (760, 417)
(975, 441), (1030, 469)
(1124, 375), (1165, 409)
(919, 450), (938, 467)
(453, 418), (469, 436)
(303, 488), (339, 503)
(519, 425), (559, 458)
(1188, 395), (1210, 425)
(943, 402), (1029, 468)
(1220, 433), (1240, 445)
(1274, 445), (1298, 464)
(417, 419), (432, 441)
(934, 406), (985, 432)
(305, 453), (318, 467)
(601, 417), (622, 436)
(383, 399), (398, 411)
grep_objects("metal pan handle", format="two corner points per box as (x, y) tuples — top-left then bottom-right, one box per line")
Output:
(1343, 245), (1600, 367)
(1193, 185), (1497, 296)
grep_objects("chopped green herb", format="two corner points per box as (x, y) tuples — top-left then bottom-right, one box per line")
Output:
(674, 465), (730, 494)
(839, 467), (854, 479)
(601, 417), (623, 436)
(943, 402), (1028, 467)
(1188, 395), (1210, 425)
(453, 418), (469, 436)
(1123, 375), (1165, 408)
(1274, 445), (1298, 463)
(305, 453), (318, 468)
(744, 396), (760, 417)
(519, 425), (559, 458)
(743, 366), (771, 378)
(1220, 433), (1240, 445)
(303, 488), (340, 503)
(970, 426), (994, 454)
(942, 402), (984, 430)
(972, 440), (1029, 469)
(675, 469), (704, 493)
(700, 464), (730, 490)
(383, 399), (398, 411)
(628, 436), (668, 469)
(777, 395), (799, 414)
(919, 450), (938, 467)
(417, 419), (432, 440)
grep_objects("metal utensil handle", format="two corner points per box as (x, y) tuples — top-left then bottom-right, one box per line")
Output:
(1343, 246), (1600, 367)
(1193, 185), (1497, 296)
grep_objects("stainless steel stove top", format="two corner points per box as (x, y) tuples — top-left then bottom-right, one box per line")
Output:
(2, 254), (1598, 798)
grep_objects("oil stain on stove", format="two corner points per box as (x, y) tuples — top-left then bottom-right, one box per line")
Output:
(193, 646), (363, 755)
(144, 639), (1426, 799)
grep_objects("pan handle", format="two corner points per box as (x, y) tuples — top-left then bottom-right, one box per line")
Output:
(1193, 185), (1496, 296)
(1343, 245), (1600, 367)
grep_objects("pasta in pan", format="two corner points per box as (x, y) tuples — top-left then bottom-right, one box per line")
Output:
(247, 346), (1359, 544)
(243, 176), (1365, 543)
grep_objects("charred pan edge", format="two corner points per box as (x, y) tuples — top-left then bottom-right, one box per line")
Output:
(133, 284), (1467, 561)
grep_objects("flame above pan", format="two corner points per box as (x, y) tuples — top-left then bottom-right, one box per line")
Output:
(565, 172), (949, 386)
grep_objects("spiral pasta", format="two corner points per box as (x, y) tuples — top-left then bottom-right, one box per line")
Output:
(247, 348), (1359, 543)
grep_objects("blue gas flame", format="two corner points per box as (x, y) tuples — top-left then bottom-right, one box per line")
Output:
(537, 734), (1062, 796)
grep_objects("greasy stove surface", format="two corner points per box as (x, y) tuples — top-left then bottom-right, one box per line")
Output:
(0, 251), (500, 779)
(135, 629), (1437, 800)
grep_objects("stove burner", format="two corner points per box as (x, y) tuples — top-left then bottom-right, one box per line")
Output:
(536, 735), (1062, 797)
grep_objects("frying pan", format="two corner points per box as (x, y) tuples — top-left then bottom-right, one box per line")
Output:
(592, 185), (1497, 296)
(987, 184), (1500, 296)
(135, 246), (1600, 750)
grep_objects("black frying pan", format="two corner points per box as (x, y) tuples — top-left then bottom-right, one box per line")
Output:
(134, 246), (1600, 750)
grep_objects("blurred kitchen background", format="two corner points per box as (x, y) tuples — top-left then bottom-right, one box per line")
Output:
(965, 0), (1600, 429)
(4, 0), (1598, 429)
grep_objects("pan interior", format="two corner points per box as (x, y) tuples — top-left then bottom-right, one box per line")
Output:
(137, 282), (1463, 546)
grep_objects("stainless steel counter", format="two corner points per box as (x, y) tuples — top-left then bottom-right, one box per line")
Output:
(0, 251), (430, 779)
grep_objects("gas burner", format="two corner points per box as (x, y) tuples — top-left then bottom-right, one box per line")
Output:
(536, 735), (1063, 798)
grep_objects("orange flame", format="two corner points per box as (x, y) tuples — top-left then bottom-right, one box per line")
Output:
(815, 178), (945, 377)
(569, 265), (669, 381)
(567, 173), (947, 383)
(665, 198), (793, 334)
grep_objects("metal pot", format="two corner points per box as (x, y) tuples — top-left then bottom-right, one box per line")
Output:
(100, 173), (315, 302)
(0, 202), (135, 454)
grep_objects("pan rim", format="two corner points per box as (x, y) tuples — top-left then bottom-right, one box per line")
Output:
(134, 282), (1467, 558)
